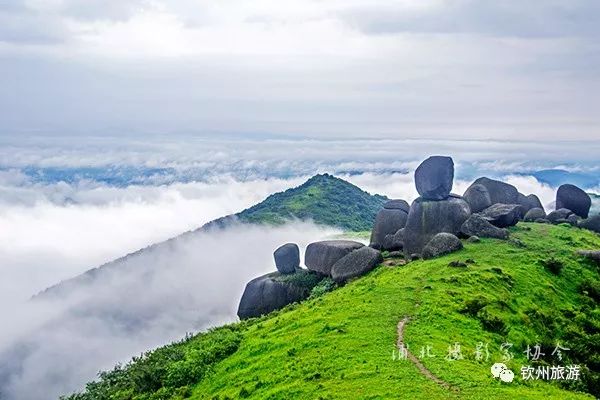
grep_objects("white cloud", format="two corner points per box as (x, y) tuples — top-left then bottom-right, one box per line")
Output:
(0, 221), (340, 400)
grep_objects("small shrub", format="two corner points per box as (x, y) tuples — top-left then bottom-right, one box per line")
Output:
(309, 278), (337, 299)
(540, 257), (564, 275)
(460, 297), (488, 316)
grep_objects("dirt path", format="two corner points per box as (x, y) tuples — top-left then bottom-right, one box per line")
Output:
(396, 317), (458, 392)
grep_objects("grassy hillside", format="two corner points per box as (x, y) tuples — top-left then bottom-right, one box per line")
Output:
(210, 174), (388, 232)
(63, 223), (600, 400)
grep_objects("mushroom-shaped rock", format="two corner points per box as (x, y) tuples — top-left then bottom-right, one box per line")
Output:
(383, 199), (410, 212)
(460, 214), (509, 239)
(273, 243), (300, 274)
(305, 240), (364, 276)
(403, 195), (471, 256)
(422, 233), (463, 259)
(579, 215), (600, 233)
(414, 156), (454, 200)
(523, 207), (546, 222)
(480, 204), (522, 228)
(463, 184), (492, 213)
(547, 208), (573, 224)
(370, 208), (408, 249)
(471, 177), (519, 205)
(556, 184), (591, 218)
(237, 272), (313, 319)
(331, 247), (383, 283)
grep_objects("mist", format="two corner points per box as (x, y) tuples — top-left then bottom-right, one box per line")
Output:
(0, 221), (339, 400)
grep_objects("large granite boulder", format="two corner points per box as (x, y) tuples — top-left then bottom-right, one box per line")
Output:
(579, 215), (600, 233)
(518, 193), (544, 213)
(274, 243), (300, 274)
(523, 207), (546, 222)
(556, 184), (591, 218)
(460, 214), (509, 239)
(547, 208), (573, 224)
(471, 177), (519, 205)
(480, 204), (522, 228)
(370, 208), (408, 249)
(403, 195), (471, 256)
(414, 156), (454, 200)
(422, 233), (463, 259)
(237, 272), (311, 319)
(305, 240), (364, 276)
(331, 247), (383, 283)
(383, 199), (410, 212)
(463, 184), (492, 213)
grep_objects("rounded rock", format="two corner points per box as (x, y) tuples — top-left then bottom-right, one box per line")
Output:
(556, 184), (591, 218)
(273, 243), (300, 274)
(414, 156), (454, 200)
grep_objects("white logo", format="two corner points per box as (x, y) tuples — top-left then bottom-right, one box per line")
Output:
(491, 363), (514, 383)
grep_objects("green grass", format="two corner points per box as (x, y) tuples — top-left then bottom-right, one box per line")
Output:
(62, 223), (600, 400)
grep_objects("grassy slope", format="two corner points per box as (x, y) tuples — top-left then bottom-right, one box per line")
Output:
(65, 223), (600, 400)
(234, 174), (387, 231)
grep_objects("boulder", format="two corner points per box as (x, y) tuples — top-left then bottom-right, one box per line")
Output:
(467, 235), (481, 243)
(382, 228), (404, 251)
(305, 240), (364, 276)
(403, 195), (471, 256)
(577, 250), (600, 264)
(460, 214), (509, 239)
(422, 233), (463, 259)
(556, 184), (591, 218)
(579, 215), (600, 233)
(331, 247), (383, 283)
(369, 208), (408, 249)
(463, 184), (492, 213)
(480, 204), (522, 228)
(567, 214), (581, 226)
(237, 272), (311, 319)
(273, 243), (300, 274)
(523, 207), (546, 222)
(414, 156), (454, 200)
(547, 208), (573, 224)
(517, 193), (543, 213)
(535, 218), (551, 224)
(383, 199), (410, 213)
(471, 177), (519, 205)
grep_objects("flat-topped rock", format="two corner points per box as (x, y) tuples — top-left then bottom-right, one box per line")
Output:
(273, 243), (300, 274)
(414, 156), (454, 200)
(556, 184), (591, 218)
(331, 247), (383, 283)
(305, 240), (364, 276)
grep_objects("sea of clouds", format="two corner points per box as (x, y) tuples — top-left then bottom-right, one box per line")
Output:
(0, 135), (598, 399)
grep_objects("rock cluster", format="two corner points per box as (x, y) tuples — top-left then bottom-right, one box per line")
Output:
(239, 156), (598, 320)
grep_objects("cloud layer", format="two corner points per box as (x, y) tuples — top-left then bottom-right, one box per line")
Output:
(1, 1), (599, 139)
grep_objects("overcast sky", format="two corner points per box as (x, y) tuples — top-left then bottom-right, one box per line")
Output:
(1, 0), (600, 140)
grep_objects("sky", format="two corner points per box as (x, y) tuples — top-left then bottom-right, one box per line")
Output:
(0, 1), (599, 398)
(1, 0), (600, 140)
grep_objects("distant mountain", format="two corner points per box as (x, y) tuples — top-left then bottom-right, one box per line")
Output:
(36, 174), (385, 300)
(226, 173), (387, 231)
(530, 169), (600, 189)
